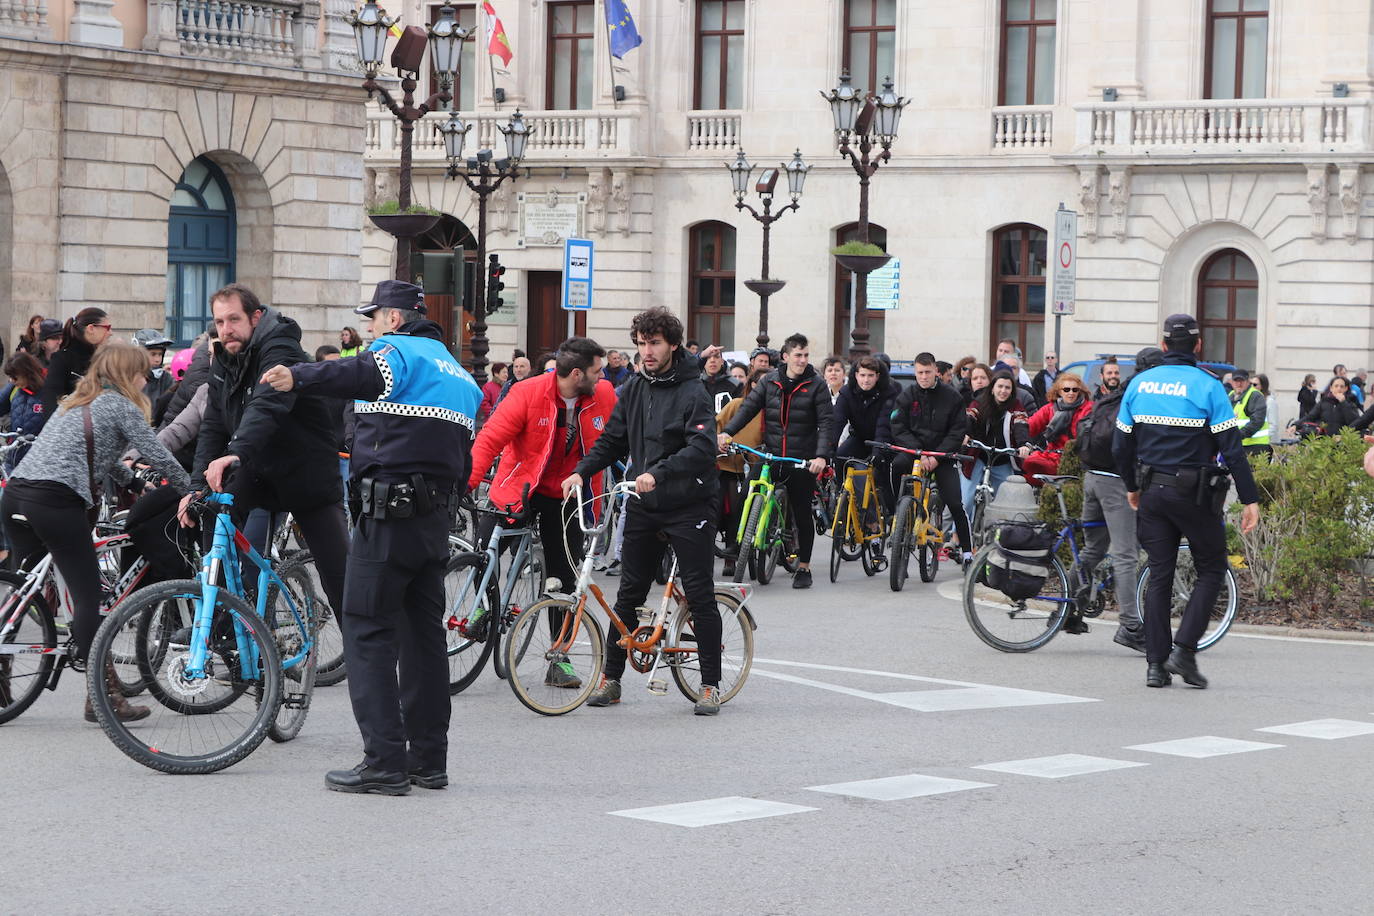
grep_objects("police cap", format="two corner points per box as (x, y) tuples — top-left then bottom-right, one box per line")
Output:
(1134, 346), (1164, 370)
(356, 280), (427, 316)
(1162, 313), (1200, 343)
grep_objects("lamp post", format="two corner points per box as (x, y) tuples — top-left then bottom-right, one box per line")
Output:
(347, 0), (467, 281)
(441, 109), (530, 386)
(726, 149), (809, 349)
(821, 73), (907, 357)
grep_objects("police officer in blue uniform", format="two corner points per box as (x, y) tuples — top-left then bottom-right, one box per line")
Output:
(1113, 314), (1260, 689)
(262, 280), (482, 794)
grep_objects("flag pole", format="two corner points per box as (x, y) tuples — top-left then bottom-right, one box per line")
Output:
(485, 4), (502, 109)
(603, 2), (619, 110)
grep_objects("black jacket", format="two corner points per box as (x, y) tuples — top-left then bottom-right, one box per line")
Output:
(702, 370), (739, 412)
(724, 364), (834, 460)
(144, 368), (175, 420)
(192, 308), (340, 509)
(293, 319), (477, 488)
(158, 342), (212, 432)
(891, 379), (968, 455)
(39, 339), (95, 414)
(831, 363), (895, 452)
(576, 349), (717, 512)
(1031, 368), (1056, 405)
(1297, 386), (1318, 416)
(1301, 394), (1361, 435)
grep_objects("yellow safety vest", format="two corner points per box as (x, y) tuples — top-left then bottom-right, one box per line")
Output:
(1234, 386), (1271, 446)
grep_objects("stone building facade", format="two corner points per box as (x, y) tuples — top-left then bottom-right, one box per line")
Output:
(0, 0), (364, 350)
(363, 0), (1374, 422)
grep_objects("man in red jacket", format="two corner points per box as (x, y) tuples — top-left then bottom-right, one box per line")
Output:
(466, 338), (616, 680)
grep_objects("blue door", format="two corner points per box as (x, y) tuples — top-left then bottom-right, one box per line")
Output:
(166, 157), (235, 345)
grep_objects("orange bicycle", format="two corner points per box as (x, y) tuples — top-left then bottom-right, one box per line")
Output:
(504, 482), (757, 716)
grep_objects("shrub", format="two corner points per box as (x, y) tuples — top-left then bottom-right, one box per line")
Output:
(367, 200), (440, 216)
(830, 241), (886, 257)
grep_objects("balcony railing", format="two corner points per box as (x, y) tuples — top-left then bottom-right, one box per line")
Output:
(1075, 98), (1370, 154)
(0, 0), (49, 37)
(686, 112), (741, 152)
(144, 0), (322, 67)
(992, 106), (1054, 151)
(364, 108), (638, 160)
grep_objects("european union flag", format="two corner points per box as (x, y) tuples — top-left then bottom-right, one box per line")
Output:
(605, 0), (642, 59)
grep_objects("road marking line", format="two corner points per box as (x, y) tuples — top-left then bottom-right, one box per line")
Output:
(750, 660), (1097, 710)
(1256, 719), (1374, 740)
(973, 754), (1147, 779)
(807, 774), (995, 801)
(1125, 736), (1284, 758)
(610, 796), (817, 828)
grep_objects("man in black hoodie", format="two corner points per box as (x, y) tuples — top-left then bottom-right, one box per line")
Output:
(890, 351), (973, 560)
(562, 307), (724, 715)
(720, 332), (833, 589)
(178, 283), (349, 622)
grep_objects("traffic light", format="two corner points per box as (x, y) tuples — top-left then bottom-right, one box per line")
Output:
(486, 254), (506, 314)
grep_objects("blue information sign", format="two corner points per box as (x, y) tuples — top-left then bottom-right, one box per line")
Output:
(562, 238), (594, 311)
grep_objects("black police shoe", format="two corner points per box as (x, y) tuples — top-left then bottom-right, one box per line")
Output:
(1145, 663), (1172, 688)
(325, 763), (410, 795)
(407, 767), (449, 790)
(1062, 615), (1089, 635)
(1165, 647), (1208, 689)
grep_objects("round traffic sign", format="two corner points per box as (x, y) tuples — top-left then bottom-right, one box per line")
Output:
(1059, 242), (1072, 269)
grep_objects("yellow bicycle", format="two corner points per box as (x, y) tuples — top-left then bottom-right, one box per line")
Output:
(828, 455), (888, 582)
(875, 444), (971, 591)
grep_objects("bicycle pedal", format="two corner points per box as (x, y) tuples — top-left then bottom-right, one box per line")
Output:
(281, 695), (310, 710)
(647, 678), (668, 696)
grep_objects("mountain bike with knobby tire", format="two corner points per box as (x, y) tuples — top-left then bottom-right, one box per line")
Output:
(87, 490), (321, 773)
(505, 482), (756, 716)
(872, 443), (971, 591)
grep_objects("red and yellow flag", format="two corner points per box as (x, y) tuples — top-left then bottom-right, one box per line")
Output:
(483, 1), (513, 67)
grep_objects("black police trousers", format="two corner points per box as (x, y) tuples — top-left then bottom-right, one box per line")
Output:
(1136, 480), (1229, 663)
(342, 507), (450, 773)
(603, 500), (722, 686)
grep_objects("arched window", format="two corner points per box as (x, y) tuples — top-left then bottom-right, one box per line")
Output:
(1197, 248), (1258, 367)
(414, 215), (477, 359)
(166, 157), (234, 345)
(991, 223), (1047, 365)
(834, 222), (887, 355)
(688, 221), (736, 346)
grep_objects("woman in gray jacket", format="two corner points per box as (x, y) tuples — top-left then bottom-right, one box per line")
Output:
(5, 344), (192, 722)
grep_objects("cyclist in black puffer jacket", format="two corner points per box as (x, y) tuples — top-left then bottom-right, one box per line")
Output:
(721, 332), (832, 588)
(832, 355), (894, 459)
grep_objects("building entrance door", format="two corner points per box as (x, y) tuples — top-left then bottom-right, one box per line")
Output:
(526, 270), (585, 359)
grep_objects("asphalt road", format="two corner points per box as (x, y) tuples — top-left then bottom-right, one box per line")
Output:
(6, 547), (1374, 915)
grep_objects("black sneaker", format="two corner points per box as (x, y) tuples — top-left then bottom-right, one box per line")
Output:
(1062, 615), (1090, 635)
(587, 676), (621, 706)
(792, 568), (813, 589)
(1113, 625), (1147, 653)
(722, 558), (736, 578)
(544, 654), (582, 689)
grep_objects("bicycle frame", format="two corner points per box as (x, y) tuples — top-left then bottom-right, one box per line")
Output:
(448, 510), (537, 636)
(831, 459), (885, 545)
(730, 444), (806, 551)
(186, 492), (311, 680)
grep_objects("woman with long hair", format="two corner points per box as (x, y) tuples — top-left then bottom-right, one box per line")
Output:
(962, 362), (993, 405)
(1297, 373), (1318, 417)
(15, 315), (44, 357)
(1020, 372), (1092, 481)
(339, 326), (363, 358)
(39, 307), (112, 414)
(4, 345), (192, 722)
(0, 352), (49, 470)
(961, 369), (1029, 524)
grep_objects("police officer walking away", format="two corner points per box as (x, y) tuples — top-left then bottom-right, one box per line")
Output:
(261, 280), (482, 794)
(1114, 314), (1260, 689)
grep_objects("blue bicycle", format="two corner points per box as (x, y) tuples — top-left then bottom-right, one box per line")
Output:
(86, 491), (322, 774)
(963, 474), (1237, 652)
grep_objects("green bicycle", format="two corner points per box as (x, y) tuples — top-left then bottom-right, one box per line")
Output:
(728, 443), (805, 585)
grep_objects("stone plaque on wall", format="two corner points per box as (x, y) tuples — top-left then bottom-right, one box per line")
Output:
(516, 190), (586, 248)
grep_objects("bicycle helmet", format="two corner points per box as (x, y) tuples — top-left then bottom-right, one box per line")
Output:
(132, 328), (175, 350)
(169, 347), (196, 380)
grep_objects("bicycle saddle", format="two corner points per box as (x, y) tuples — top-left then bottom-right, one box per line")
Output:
(1033, 474), (1080, 486)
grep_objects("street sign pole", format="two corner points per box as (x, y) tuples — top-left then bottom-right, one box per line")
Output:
(1051, 204), (1078, 361)
(562, 237), (594, 340)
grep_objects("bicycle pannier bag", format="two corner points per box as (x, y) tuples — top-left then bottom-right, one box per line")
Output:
(984, 521), (1055, 600)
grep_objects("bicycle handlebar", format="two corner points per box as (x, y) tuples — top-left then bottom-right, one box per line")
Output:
(964, 440), (1021, 457)
(727, 443), (808, 466)
(866, 441), (974, 462)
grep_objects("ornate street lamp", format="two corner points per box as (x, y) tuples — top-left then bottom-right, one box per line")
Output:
(444, 110), (534, 385)
(822, 71), (903, 358)
(730, 148), (809, 349)
(349, 0), (469, 282)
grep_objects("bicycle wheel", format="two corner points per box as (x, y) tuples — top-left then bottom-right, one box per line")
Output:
(265, 560), (320, 743)
(89, 580), (281, 774)
(970, 494), (988, 552)
(669, 589), (754, 704)
(963, 545), (1071, 652)
(734, 499), (762, 585)
(918, 491), (944, 583)
(445, 552), (498, 694)
(888, 498), (913, 592)
(757, 493), (785, 585)
(833, 491), (862, 561)
(828, 526), (843, 583)
(283, 550), (345, 687)
(0, 572), (56, 726)
(1134, 543), (1238, 651)
(505, 597), (603, 716)
(495, 543), (544, 681)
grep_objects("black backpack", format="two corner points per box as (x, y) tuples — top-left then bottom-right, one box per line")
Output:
(981, 522), (1056, 600)
(1075, 390), (1123, 472)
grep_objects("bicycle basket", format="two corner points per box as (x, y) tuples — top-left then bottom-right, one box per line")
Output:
(983, 522), (1056, 600)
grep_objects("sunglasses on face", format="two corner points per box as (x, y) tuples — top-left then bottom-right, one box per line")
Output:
(1059, 386), (1081, 393)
